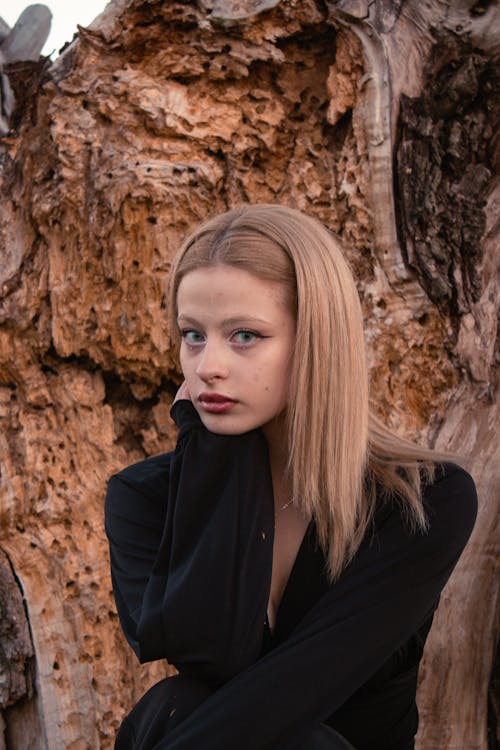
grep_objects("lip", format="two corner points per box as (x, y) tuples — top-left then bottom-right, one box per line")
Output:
(198, 392), (237, 414)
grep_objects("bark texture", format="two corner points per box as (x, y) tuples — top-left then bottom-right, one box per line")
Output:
(0, 0), (498, 748)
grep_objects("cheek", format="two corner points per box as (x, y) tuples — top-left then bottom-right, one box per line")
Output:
(252, 367), (264, 384)
(179, 351), (186, 375)
(261, 362), (289, 400)
(275, 364), (292, 403)
(179, 350), (193, 379)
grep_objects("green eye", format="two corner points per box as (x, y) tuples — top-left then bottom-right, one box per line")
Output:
(232, 330), (259, 345)
(182, 330), (205, 345)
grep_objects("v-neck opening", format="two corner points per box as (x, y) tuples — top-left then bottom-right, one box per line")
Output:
(265, 519), (316, 637)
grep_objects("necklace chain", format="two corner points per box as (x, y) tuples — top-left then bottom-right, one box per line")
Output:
(280, 500), (293, 512)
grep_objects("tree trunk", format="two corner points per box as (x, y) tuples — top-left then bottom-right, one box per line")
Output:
(0, 0), (497, 747)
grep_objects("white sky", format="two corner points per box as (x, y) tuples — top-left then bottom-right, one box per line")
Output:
(2, 1), (109, 58)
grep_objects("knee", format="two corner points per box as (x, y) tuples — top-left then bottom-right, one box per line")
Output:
(164, 673), (214, 718)
(301, 723), (356, 750)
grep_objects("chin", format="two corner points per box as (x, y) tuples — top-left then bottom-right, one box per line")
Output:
(201, 420), (254, 436)
(197, 411), (259, 436)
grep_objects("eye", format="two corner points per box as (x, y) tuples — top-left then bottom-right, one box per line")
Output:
(231, 329), (262, 346)
(181, 329), (205, 346)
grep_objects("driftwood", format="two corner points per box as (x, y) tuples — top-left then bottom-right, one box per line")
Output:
(0, 0), (498, 747)
(0, 5), (51, 135)
(0, 18), (10, 44)
(0, 5), (51, 63)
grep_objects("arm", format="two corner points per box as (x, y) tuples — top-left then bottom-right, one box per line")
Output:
(105, 399), (275, 684)
(156, 466), (477, 750)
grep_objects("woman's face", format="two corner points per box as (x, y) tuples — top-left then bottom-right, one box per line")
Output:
(176, 265), (296, 436)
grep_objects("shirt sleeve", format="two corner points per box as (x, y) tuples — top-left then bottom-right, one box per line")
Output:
(105, 452), (171, 659)
(152, 464), (477, 750)
(105, 399), (275, 684)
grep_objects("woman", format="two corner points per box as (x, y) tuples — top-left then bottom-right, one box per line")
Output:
(105, 204), (477, 749)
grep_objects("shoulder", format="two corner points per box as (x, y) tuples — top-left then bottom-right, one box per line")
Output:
(390, 462), (478, 572)
(421, 462), (477, 547)
(369, 462), (477, 573)
(108, 451), (174, 497)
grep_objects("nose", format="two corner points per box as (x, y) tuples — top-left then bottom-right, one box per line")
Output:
(195, 340), (229, 382)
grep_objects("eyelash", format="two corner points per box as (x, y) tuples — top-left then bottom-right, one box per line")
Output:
(180, 329), (205, 346)
(180, 329), (266, 348)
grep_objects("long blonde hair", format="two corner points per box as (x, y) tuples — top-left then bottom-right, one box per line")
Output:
(168, 204), (440, 581)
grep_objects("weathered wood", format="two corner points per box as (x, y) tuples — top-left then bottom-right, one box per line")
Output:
(0, 18), (10, 44)
(0, 547), (43, 748)
(327, 8), (499, 747)
(0, 0), (497, 747)
(0, 71), (15, 136)
(0, 5), (51, 63)
(417, 382), (500, 750)
(0, 5), (51, 137)
(0, 549), (35, 708)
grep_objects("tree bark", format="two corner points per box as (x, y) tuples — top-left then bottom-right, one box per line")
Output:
(0, 0), (498, 747)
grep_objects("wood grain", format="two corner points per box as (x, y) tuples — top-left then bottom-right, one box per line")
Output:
(0, 0), (497, 746)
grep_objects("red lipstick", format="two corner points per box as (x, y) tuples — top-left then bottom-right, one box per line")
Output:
(199, 392), (237, 414)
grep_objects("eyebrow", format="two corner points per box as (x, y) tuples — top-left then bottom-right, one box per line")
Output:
(177, 314), (273, 327)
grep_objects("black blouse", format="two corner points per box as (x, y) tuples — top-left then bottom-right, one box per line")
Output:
(105, 400), (477, 750)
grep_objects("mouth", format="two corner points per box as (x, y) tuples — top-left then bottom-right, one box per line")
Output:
(198, 392), (238, 414)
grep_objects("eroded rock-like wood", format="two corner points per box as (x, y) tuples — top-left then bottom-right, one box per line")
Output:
(0, 0), (498, 747)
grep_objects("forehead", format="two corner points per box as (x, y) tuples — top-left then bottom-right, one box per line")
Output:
(177, 265), (289, 314)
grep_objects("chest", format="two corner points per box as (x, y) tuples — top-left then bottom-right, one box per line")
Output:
(267, 508), (310, 631)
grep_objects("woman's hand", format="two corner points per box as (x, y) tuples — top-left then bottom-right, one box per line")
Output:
(173, 381), (192, 404)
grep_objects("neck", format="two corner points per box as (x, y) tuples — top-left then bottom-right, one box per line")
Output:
(263, 416), (287, 472)
(263, 416), (292, 509)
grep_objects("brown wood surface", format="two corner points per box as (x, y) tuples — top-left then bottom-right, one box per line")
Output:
(0, 0), (498, 747)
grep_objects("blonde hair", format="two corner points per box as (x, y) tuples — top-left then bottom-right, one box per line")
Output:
(168, 204), (440, 582)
